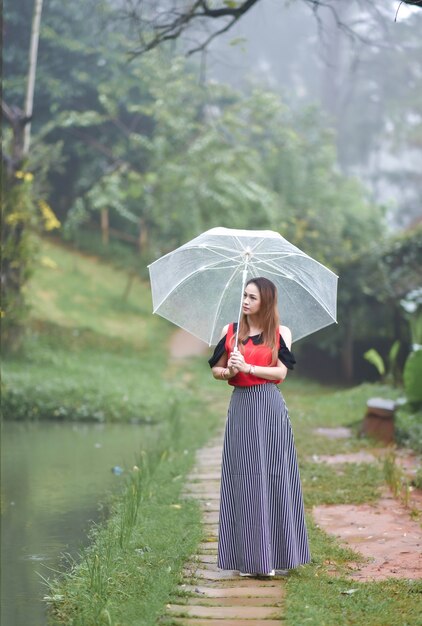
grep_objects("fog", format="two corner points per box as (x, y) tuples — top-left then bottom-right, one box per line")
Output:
(199, 0), (422, 230)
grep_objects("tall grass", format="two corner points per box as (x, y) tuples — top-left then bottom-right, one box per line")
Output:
(44, 393), (219, 625)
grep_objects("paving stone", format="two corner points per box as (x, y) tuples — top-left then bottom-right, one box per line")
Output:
(313, 426), (352, 439)
(185, 597), (283, 607)
(182, 569), (282, 583)
(197, 547), (218, 552)
(182, 568), (239, 581)
(173, 617), (280, 626)
(197, 447), (223, 456)
(198, 458), (221, 464)
(180, 574), (282, 588)
(185, 561), (218, 572)
(198, 542), (219, 549)
(179, 585), (284, 598)
(183, 485), (220, 495)
(187, 472), (221, 480)
(203, 511), (220, 523)
(199, 503), (220, 512)
(195, 555), (217, 564)
(201, 529), (218, 538)
(167, 605), (281, 619)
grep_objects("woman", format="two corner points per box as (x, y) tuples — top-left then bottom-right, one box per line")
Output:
(208, 277), (311, 577)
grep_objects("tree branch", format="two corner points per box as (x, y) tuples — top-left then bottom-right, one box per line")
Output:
(122, 0), (422, 58)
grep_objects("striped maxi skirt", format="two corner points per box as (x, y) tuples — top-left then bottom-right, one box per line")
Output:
(217, 383), (311, 574)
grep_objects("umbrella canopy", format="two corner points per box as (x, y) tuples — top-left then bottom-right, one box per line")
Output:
(148, 227), (338, 346)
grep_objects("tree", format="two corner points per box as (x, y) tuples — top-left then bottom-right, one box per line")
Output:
(119, 0), (422, 57)
(1, 0), (53, 351)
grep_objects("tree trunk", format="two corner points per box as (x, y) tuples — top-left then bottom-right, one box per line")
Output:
(101, 208), (109, 245)
(319, 1), (351, 162)
(1, 0), (43, 351)
(138, 218), (148, 253)
(23, 0), (44, 155)
(122, 272), (136, 302)
(341, 315), (354, 383)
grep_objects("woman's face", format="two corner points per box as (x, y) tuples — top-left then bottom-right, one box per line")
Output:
(242, 282), (261, 317)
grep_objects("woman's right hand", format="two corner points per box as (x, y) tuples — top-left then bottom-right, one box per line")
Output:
(228, 348), (248, 373)
(227, 357), (241, 375)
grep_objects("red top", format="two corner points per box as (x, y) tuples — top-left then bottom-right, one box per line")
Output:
(225, 323), (282, 387)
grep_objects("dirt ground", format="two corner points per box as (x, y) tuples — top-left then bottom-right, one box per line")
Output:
(170, 329), (209, 358)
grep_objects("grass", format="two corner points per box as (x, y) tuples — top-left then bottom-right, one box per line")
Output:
(4, 237), (422, 625)
(2, 321), (174, 422)
(286, 571), (422, 626)
(44, 437), (207, 625)
(279, 378), (422, 626)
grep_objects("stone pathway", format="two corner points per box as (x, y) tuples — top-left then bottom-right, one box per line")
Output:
(162, 431), (286, 625)
(313, 489), (422, 581)
(169, 329), (209, 359)
(310, 429), (422, 581)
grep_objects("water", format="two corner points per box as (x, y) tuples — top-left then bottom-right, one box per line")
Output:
(1, 420), (153, 626)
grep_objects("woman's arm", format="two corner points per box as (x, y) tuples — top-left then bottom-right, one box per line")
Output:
(228, 325), (292, 382)
(211, 325), (238, 381)
(228, 356), (287, 381)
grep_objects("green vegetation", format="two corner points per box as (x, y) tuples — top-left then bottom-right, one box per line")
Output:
(3, 239), (422, 625)
(2, 239), (168, 422)
(2, 239), (225, 624)
(286, 572), (422, 626)
(5, 0), (422, 384)
(281, 380), (422, 626)
(44, 425), (209, 625)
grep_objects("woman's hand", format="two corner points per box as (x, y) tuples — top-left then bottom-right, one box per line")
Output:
(228, 348), (249, 374)
(226, 358), (240, 376)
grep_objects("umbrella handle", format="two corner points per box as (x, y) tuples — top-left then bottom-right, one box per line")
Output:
(234, 268), (249, 351)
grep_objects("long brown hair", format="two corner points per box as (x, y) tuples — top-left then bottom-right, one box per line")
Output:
(234, 277), (280, 364)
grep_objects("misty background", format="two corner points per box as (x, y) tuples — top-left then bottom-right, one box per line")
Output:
(207, 0), (422, 230)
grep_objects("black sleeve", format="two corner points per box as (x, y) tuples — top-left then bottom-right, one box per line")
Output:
(208, 335), (227, 367)
(278, 335), (296, 370)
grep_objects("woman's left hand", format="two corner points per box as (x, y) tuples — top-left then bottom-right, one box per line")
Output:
(228, 349), (249, 373)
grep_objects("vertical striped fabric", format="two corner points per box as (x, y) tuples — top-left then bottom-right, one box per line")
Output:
(217, 383), (311, 574)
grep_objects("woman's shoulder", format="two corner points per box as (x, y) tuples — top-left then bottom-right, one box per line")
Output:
(279, 325), (292, 347)
(220, 323), (230, 339)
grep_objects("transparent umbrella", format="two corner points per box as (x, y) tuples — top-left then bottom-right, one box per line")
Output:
(148, 227), (338, 346)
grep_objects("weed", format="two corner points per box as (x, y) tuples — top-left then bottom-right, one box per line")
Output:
(383, 451), (413, 507)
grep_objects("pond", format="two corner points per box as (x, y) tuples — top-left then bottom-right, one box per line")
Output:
(1, 420), (153, 626)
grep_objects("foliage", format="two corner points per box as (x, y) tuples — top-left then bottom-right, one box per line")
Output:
(364, 348), (386, 376)
(5, 0), (385, 261)
(1, 171), (36, 350)
(305, 223), (422, 381)
(401, 286), (422, 408)
(395, 405), (422, 454)
(363, 340), (401, 385)
(403, 351), (422, 406)
(5, 0), (420, 383)
(401, 288), (422, 346)
(1, 157), (62, 351)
